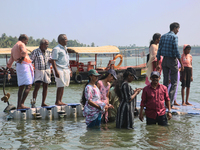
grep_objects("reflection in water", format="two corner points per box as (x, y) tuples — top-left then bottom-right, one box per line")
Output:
(0, 118), (83, 149)
(79, 122), (137, 149)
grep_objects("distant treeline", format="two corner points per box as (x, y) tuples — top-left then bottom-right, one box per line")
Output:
(1, 33), (200, 53)
(0, 33), (95, 48)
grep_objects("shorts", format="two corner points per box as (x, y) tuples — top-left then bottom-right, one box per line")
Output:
(181, 67), (192, 87)
(53, 66), (70, 87)
(146, 114), (168, 126)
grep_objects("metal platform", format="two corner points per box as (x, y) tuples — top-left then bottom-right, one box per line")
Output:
(6, 103), (83, 120)
(136, 101), (200, 115)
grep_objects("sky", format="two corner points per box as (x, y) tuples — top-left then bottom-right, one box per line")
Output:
(0, 0), (200, 47)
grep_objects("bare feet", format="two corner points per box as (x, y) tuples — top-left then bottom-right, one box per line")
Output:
(55, 102), (67, 106)
(182, 103), (187, 106)
(174, 102), (181, 106)
(41, 103), (49, 107)
(186, 102), (193, 106)
(17, 104), (30, 110)
(171, 106), (179, 110)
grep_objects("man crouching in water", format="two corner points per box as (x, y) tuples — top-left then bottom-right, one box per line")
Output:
(7, 34), (34, 109)
(139, 71), (172, 126)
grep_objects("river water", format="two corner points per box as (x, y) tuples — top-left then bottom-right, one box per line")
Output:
(0, 56), (200, 149)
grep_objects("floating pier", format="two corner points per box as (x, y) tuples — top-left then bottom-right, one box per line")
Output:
(136, 101), (200, 115)
(7, 103), (83, 120)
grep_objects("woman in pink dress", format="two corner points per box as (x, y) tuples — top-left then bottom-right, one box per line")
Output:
(145, 33), (163, 85)
(97, 69), (117, 123)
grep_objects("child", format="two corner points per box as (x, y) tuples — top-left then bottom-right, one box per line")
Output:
(97, 69), (117, 123)
(81, 69), (110, 128)
(115, 68), (142, 129)
(181, 44), (193, 106)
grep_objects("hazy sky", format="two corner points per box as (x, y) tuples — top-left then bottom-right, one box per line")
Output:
(0, 0), (199, 47)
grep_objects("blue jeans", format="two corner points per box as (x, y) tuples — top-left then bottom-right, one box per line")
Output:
(87, 113), (102, 128)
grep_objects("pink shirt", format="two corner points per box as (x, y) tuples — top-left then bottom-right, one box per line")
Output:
(141, 83), (170, 119)
(181, 53), (192, 68)
(97, 80), (110, 103)
(7, 41), (31, 68)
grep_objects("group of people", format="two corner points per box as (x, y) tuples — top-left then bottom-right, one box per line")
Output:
(6, 22), (193, 129)
(82, 22), (193, 129)
(145, 22), (193, 109)
(7, 34), (71, 109)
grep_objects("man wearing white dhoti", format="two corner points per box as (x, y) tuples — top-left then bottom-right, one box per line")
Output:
(7, 34), (34, 109)
(51, 34), (71, 106)
(30, 39), (51, 107)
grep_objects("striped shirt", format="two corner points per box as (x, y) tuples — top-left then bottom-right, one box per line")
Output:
(157, 31), (181, 61)
(30, 48), (51, 70)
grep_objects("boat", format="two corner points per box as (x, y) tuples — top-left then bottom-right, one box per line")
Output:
(0, 45), (147, 85)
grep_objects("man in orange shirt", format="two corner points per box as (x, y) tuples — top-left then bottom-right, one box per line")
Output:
(7, 34), (34, 109)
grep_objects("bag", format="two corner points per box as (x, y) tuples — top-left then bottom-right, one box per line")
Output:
(146, 53), (149, 63)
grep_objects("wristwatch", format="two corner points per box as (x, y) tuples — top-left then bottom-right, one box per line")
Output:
(168, 111), (172, 113)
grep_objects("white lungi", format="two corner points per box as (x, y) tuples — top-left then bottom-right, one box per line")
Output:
(53, 66), (70, 87)
(34, 68), (51, 84)
(16, 62), (34, 86)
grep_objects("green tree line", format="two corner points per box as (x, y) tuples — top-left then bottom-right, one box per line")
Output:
(0, 33), (95, 48)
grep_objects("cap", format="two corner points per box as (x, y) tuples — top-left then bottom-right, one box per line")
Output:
(88, 69), (100, 76)
(127, 67), (138, 80)
(150, 71), (160, 77)
(107, 69), (117, 80)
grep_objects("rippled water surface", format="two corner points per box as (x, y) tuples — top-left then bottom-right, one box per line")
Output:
(0, 56), (200, 149)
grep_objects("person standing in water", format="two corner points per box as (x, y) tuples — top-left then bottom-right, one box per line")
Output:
(115, 68), (142, 129)
(97, 69), (117, 123)
(139, 71), (172, 126)
(81, 69), (110, 128)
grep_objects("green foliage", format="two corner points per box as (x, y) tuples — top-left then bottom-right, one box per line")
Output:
(0, 33), (91, 48)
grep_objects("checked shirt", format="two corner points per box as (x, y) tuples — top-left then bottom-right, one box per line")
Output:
(30, 48), (51, 70)
(157, 31), (181, 61)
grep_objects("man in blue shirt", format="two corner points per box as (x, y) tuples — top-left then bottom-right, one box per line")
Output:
(156, 22), (184, 109)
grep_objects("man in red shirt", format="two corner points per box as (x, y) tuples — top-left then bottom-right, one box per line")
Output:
(139, 71), (172, 125)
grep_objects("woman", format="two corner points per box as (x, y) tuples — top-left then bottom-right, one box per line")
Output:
(145, 33), (162, 85)
(81, 69), (111, 128)
(97, 69), (117, 123)
(115, 68), (142, 129)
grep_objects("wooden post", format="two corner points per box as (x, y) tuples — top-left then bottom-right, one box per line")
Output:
(95, 54), (97, 69)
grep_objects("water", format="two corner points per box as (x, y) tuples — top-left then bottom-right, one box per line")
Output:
(0, 56), (200, 149)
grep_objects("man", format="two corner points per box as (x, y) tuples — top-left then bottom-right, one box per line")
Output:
(139, 71), (172, 126)
(156, 22), (184, 109)
(30, 39), (51, 107)
(51, 34), (72, 105)
(7, 34), (34, 109)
